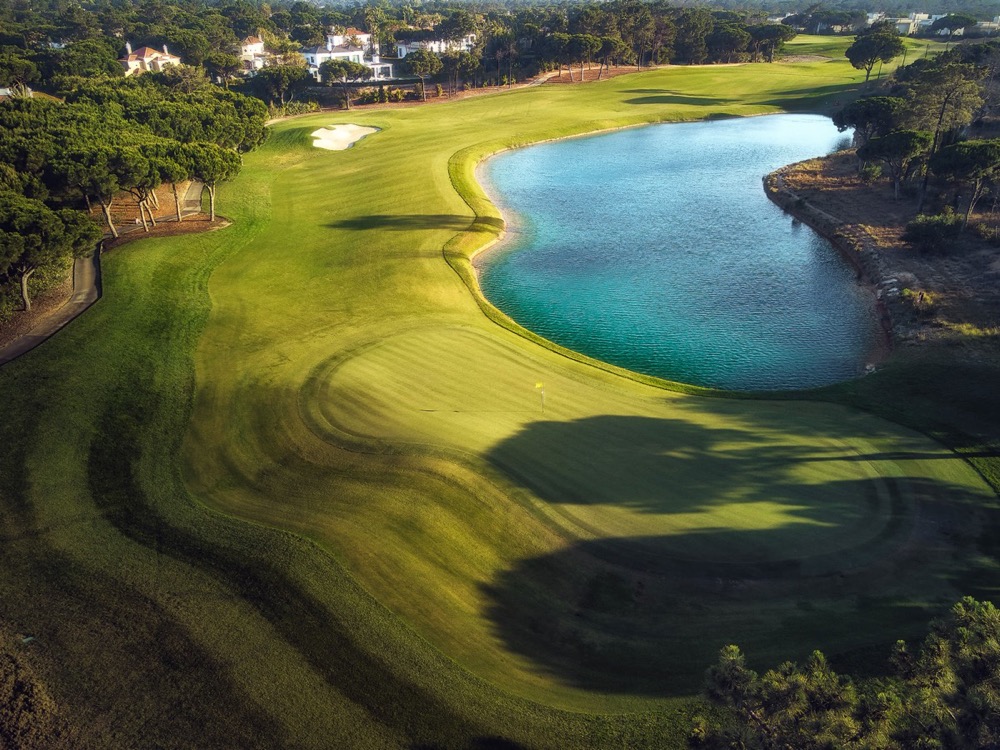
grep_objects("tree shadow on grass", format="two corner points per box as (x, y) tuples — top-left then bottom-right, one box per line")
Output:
(622, 91), (738, 106)
(760, 82), (862, 110)
(481, 414), (1000, 696)
(326, 214), (504, 233)
(668, 397), (997, 463)
(480, 478), (999, 696)
(483, 413), (971, 519)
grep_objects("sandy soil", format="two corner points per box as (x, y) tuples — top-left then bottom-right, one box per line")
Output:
(543, 64), (664, 83)
(0, 275), (73, 351)
(310, 124), (379, 150)
(102, 214), (230, 251)
(780, 151), (1000, 354)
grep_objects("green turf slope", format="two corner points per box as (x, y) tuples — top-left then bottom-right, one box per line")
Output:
(0, 56), (995, 749)
(784, 33), (945, 62)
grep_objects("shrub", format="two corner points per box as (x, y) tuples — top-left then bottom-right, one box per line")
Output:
(901, 287), (935, 316)
(971, 221), (1000, 245)
(266, 101), (319, 117)
(859, 163), (882, 184)
(903, 209), (963, 253)
(287, 101), (318, 115)
(435, 83), (443, 97)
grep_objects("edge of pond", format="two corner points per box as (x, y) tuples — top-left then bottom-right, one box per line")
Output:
(446, 114), (883, 398)
(765, 161), (895, 366)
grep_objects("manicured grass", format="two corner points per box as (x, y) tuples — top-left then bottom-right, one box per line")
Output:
(785, 33), (947, 61)
(0, 51), (996, 749)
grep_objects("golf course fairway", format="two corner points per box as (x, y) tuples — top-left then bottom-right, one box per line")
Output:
(0, 51), (994, 749)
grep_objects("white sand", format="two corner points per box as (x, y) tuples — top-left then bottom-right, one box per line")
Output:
(310, 124), (379, 150)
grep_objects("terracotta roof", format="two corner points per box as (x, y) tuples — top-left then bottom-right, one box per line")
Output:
(122, 46), (180, 61)
(243, 36), (262, 44)
(343, 27), (369, 36)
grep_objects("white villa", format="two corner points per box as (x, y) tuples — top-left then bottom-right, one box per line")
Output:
(119, 43), (182, 76)
(396, 33), (477, 59)
(301, 28), (393, 82)
(240, 35), (268, 72)
(866, 12), (984, 36)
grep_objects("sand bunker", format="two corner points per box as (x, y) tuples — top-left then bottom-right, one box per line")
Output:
(311, 124), (379, 151)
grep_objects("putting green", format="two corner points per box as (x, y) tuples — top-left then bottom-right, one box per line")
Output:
(314, 325), (930, 562)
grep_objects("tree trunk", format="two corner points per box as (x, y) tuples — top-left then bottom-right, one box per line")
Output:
(172, 182), (182, 222)
(918, 97), (954, 212)
(208, 184), (216, 222)
(144, 200), (157, 227)
(138, 200), (149, 231)
(597, 60), (605, 80)
(84, 194), (92, 213)
(100, 198), (118, 238)
(964, 180), (985, 229)
(342, 81), (351, 109)
(19, 267), (34, 312)
(420, 76), (426, 101)
(567, 63), (574, 82)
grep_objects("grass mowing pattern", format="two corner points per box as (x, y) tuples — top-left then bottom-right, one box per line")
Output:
(0, 51), (994, 748)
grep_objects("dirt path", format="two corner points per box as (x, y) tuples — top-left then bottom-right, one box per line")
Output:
(0, 252), (101, 366)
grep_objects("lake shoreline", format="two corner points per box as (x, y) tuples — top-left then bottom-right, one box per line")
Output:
(764, 161), (895, 369)
(471, 116), (884, 391)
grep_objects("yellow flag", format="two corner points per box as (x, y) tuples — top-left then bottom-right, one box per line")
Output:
(535, 382), (544, 389)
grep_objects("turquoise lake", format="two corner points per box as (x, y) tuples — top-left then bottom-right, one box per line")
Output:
(476, 114), (879, 391)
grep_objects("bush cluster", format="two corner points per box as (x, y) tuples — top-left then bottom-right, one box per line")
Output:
(903, 208), (963, 253)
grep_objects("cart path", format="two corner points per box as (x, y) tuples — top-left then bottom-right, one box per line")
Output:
(0, 251), (101, 367)
(0, 182), (204, 368)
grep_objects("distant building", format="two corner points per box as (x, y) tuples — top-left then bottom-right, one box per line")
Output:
(301, 27), (393, 81)
(0, 85), (33, 101)
(240, 35), (268, 72)
(396, 33), (477, 59)
(120, 43), (181, 76)
(890, 18), (919, 35)
(332, 28), (373, 50)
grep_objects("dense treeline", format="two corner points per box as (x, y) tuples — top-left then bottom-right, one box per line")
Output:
(1, 0), (800, 107)
(693, 597), (1000, 749)
(833, 36), (1000, 248)
(0, 70), (266, 319)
